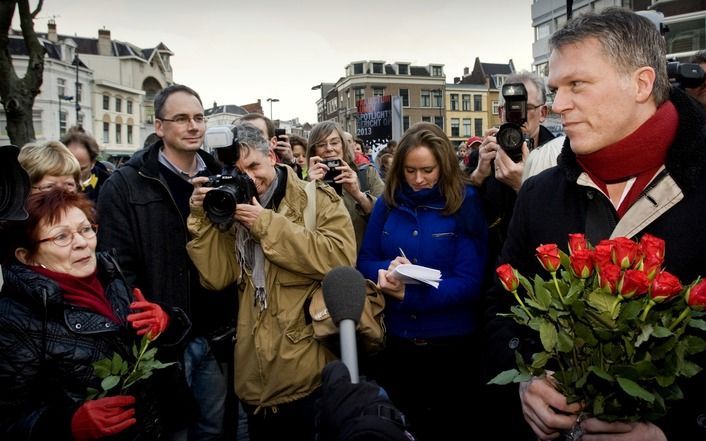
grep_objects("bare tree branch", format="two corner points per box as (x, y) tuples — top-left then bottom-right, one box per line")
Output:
(30, 0), (43, 18)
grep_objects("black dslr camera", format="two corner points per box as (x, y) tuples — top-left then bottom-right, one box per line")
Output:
(667, 61), (705, 89)
(497, 83), (531, 163)
(202, 173), (258, 225)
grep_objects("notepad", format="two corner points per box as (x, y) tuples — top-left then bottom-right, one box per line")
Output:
(390, 264), (442, 288)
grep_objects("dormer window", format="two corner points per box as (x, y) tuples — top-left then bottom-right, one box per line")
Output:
(372, 62), (383, 74)
(398, 64), (409, 75)
(431, 65), (443, 77)
(353, 63), (364, 75)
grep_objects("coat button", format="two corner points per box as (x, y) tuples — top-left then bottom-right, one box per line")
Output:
(508, 337), (519, 349)
(75, 323), (82, 330)
(412, 230), (418, 237)
(105, 322), (112, 328)
(410, 314), (417, 320)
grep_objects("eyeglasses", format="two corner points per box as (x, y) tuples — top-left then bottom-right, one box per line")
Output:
(158, 114), (206, 126)
(314, 138), (343, 150)
(37, 224), (98, 247)
(32, 181), (78, 192)
(527, 103), (546, 112)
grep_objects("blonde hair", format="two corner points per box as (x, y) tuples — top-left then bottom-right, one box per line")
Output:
(18, 141), (81, 185)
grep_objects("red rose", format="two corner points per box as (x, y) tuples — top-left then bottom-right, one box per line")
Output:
(612, 237), (641, 270)
(496, 263), (519, 292)
(536, 244), (561, 272)
(650, 271), (682, 303)
(619, 269), (649, 299)
(593, 242), (614, 268)
(686, 280), (706, 311)
(568, 233), (588, 255)
(570, 249), (594, 279)
(598, 263), (621, 295)
(640, 233), (665, 262)
(642, 254), (663, 281)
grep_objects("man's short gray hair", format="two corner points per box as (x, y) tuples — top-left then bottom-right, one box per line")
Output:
(233, 122), (270, 156)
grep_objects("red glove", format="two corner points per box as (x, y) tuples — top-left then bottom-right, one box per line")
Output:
(127, 288), (170, 340)
(71, 395), (136, 441)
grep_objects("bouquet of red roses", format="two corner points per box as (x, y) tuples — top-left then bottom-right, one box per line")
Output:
(489, 233), (706, 422)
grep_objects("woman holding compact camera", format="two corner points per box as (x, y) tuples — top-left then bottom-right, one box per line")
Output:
(306, 121), (385, 251)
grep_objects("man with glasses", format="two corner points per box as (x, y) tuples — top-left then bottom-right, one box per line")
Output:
(97, 84), (235, 441)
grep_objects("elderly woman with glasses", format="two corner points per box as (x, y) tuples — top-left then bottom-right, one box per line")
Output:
(18, 140), (81, 193)
(306, 121), (385, 250)
(0, 189), (192, 440)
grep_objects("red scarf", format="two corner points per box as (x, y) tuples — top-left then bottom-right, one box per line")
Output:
(33, 265), (120, 323)
(576, 101), (678, 218)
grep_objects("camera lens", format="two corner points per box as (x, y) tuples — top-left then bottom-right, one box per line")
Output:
(496, 123), (524, 163)
(203, 186), (238, 225)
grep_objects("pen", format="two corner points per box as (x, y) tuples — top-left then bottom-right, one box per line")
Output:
(398, 248), (407, 259)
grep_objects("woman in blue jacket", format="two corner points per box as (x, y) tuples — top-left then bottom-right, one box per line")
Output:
(357, 122), (487, 440)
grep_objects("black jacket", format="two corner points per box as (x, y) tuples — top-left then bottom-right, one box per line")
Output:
(482, 87), (706, 439)
(97, 142), (236, 338)
(0, 253), (192, 441)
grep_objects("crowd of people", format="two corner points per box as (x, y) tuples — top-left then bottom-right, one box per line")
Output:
(1, 7), (706, 441)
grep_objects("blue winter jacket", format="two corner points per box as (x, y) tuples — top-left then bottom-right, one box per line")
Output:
(357, 184), (487, 339)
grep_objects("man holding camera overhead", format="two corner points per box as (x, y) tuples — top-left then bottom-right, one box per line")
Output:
(97, 84), (235, 441)
(186, 121), (356, 441)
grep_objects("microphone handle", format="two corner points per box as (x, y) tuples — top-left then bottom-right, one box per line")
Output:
(338, 319), (359, 383)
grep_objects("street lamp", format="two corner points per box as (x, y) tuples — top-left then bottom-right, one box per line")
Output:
(58, 94), (74, 135)
(267, 98), (279, 120)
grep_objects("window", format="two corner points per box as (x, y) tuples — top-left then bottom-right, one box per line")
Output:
(116, 123), (122, 144)
(354, 88), (365, 103)
(495, 75), (506, 88)
(103, 95), (110, 110)
(432, 90), (442, 108)
(463, 119), (471, 137)
(475, 118), (483, 136)
(373, 87), (384, 97)
(115, 97), (122, 113)
(76, 83), (82, 103)
(462, 94), (471, 111)
(103, 122), (110, 143)
(57, 78), (66, 97)
(435, 116), (443, 130)
(127, 125), (133, 144)
(450, 94), (459, 111)
(403, 116), (410, 131)
(431, 65), (443, 76)
(353, 63), (364, 74)
(127, 100), (133, 114)
(421, 90), (430, 107)
(398, 64), (409, 75)
(492, 100), (500, 115)
(59, 111), (67, 135)
(451, 118), (460, 137)
(473, 95), (482, 111)
(422, 116), (431, 122)
(372, 63), (383, 74)
(400, 88), (409, 107)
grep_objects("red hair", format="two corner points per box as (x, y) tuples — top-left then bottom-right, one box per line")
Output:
(17, 189), (96, 259)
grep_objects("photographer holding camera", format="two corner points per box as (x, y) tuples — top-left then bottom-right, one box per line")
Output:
(186, 121), (356, 441)
(306, 121), (385, 251)
(468, 72), (556, 277)
(97, 84), (236, 441)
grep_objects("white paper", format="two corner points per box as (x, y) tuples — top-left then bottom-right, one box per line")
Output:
(391, 263), (442, 288)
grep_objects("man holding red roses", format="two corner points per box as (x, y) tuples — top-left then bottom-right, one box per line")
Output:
(482, 8), (706, 441)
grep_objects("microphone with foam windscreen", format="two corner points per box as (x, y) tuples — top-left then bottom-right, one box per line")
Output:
(322, 266), (366, 383)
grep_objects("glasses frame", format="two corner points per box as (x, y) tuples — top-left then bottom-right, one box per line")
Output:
(157, 114), (207, 126)
(314, 137), (343, 150)
(36, 224), (98, 247)
(31, 181), (78, 192)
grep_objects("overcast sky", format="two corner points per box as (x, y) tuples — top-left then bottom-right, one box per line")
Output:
(25, 0), (535, 123)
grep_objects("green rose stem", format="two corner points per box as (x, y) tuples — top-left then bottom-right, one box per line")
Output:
(668, 307), (691, 332)
(122, 336), (151, 392)
(551, 271), (565, 304)
(640, 299), (657, 322)
(512, 290), (534, 319)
